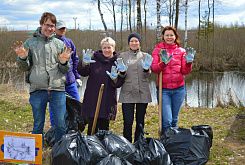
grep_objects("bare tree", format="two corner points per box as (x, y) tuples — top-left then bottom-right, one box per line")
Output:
(174, 0), (179, 29)
(156, 0), (162, 42)
(97, 0), (108, 35)
(136, 0), (142, 34)
(184, 0), (188, 48)
(128, 0), (132, 32)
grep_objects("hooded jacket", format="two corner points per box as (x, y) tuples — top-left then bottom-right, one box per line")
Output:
(17, 27), (69, 93)
(56, 35), (80, 85)
(151, 42), (192, 89)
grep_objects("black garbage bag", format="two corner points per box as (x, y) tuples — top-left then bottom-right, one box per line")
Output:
(85, 135), (109, 164)
(95, 130), (136, 163)
(44, 126), (56, 147)
(65, 95), (86, 132)
(133, 129), (172, 165)
(161, 128), (211, 165)
(191, 125), (213, 147)
(96, 154), (132, 165)
(51, 131), (108, 165)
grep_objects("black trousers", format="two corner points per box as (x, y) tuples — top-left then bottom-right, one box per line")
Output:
(122, 103), (148, 143)
(87, 118), (109, 135)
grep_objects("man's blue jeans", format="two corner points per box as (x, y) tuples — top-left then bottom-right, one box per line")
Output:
(29, 90), (66, 142)
(158, 86), (186, 133)
(50, 82), (80, 126)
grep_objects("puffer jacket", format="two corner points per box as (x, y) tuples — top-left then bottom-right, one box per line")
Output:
(151, 42), (192, 89)
(17, 27), (69, 93)
(118, 50), (152, 103)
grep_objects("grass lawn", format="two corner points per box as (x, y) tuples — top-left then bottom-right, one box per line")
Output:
(0, 84), (244, 164)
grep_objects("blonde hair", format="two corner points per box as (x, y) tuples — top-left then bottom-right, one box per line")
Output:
(100, 37), (116, 48)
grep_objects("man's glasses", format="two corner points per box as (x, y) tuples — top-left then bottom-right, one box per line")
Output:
(44, 23), (55, 29)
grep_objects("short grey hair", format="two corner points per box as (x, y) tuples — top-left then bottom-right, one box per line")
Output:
(100, 37), (116, 48)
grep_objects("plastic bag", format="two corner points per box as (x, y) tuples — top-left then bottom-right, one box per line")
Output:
(65, 95), (86, 132)
(96, 154), (132, 165)
(51, 131), (108, 165)
(134, 134), (172, 165)
(44, 126), (56, 147)
(161, 128), (211, 165)
(191, 125), (213, 147)
(95, 130), (136, 163)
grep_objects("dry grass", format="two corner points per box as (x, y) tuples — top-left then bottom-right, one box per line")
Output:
(0, 84), (244, 164)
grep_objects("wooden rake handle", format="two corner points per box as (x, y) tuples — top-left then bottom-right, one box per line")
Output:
(158, 72), (162, 137)
(91, 84), (105, 135)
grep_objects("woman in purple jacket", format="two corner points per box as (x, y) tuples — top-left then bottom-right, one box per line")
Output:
(78, 37), (125, 135)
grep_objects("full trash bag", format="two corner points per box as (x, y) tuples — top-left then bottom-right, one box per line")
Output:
(161, 127), (211, 165)
(51, 131), (108, 165)
(65, 95), (86, 132)
(133, 126), (172, 165)
(191, 125), (213, 147)
(96, 154), (132, 165)
(95, 130), (136, 163)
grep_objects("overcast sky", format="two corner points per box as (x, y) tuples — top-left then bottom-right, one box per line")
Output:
(0, 0), (245, 31)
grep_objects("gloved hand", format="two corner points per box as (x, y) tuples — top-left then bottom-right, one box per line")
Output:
(115, 58), (127, 72)
(106, 66), (118, 80)
(12, 41), (29, 59)
(185, 47), (196, 63)
(76, 79), (83, 87)
(159, 49), (172, 64)
(141, 53), (153, 70)
(82, 49), (96, 64)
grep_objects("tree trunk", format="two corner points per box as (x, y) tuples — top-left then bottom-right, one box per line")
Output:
(112, 0), (117, 39)
(144, 0), (147, 48)
(174, 0), (179, 30)
(156, 0), (161, 43)
(128, 0), (132, 32)
(184, 0), (188, 48)
(136, 0), (142, 34)
(120, 0), (124, 50)
(97, 0), (108, 35)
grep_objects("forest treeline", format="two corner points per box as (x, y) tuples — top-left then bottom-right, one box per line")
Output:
(0, 26), (244, 84)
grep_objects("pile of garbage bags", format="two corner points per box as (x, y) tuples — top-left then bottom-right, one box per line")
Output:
(45, 96), (213, 165)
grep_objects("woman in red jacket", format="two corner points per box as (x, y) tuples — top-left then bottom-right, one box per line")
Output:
(151, 26), (196, 134)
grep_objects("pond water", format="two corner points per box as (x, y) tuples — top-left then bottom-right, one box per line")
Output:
(79, 71), (245, 108)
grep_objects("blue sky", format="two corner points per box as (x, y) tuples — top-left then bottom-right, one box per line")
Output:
(0, 0), (245, 31)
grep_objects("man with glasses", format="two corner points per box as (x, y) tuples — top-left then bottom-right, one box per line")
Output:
(13, 12), (71, 143)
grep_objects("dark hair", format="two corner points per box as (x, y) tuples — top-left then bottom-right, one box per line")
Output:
(161, 26), (181, 46)
(39, 12), (56, 25)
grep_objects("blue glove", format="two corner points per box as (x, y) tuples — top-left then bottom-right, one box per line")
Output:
(82, 49), (96, 64)
(106, 66), (118, 80)
(141, 53), (153, 70)
(159, 49), (172, 64)
(185, 47), (196, 63)
(115, 58), (127, 72)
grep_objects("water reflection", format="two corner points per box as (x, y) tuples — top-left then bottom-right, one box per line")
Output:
(79, 72), (245, 108)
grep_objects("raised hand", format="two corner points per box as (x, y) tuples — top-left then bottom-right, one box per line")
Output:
(106, 65), (118, 80)
(185, 47), (196, 63)
(159, 49), (172, 64)
(59, 47), (72, 64)
(12, 41), (28, 59)
(82, 49), (96, 64)
(141, 53), (153, 70)
(115, 58), (127, 72)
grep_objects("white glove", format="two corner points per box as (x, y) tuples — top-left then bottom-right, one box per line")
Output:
(76, 79), (83, 87)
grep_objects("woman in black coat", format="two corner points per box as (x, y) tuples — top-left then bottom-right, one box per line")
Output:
(78, 37), (125, 135)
